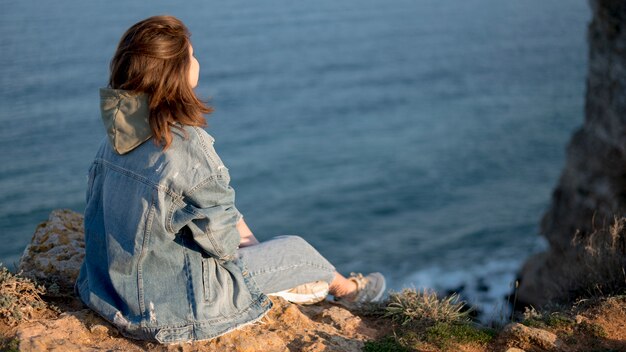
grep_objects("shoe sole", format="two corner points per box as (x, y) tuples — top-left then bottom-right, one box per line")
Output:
(269, 288), (329, 305)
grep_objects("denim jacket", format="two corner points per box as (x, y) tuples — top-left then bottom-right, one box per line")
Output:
(75, 88), (272, 343)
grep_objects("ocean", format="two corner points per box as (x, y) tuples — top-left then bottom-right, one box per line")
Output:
(0, 0), (590, 318)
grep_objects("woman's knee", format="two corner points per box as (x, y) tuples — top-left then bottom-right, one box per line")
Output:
(274, 235), (335, 272)
(274, 235), (316, 255)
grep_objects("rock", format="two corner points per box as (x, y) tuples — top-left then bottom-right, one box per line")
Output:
(89, 323), (111, 337)
(12, 209), (383, 351)
(499, 323), (563, 352)
(518, 0), (626, 307)
(206, 326), (289, 352)
(18, 209), (85, 290)
(18, 310), (145, 352)
(515, 252), (563, 307)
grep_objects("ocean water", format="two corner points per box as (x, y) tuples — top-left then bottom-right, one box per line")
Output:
(0, 0), (590, 317)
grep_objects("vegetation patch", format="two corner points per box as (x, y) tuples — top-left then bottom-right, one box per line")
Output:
(363, 336), (411, 352)
(521, 307), (575, 330)
(424, 322), (495, 348)
(365, 288), (496, 351)
(566, 216), (626, 301)
(0, 265), (48, 326)
(577, 321), (608, 339)
(0, 337), (20, 352)
(383, 288), (471, 326)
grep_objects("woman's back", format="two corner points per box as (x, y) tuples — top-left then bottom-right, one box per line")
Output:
(76, 88), (271, 343)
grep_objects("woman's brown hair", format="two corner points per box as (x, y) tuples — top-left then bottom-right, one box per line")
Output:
(109, 15), (212, 150)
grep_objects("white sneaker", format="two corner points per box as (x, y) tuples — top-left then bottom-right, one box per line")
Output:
(336, 272), (386, 305)
(269, 281), (329, 305)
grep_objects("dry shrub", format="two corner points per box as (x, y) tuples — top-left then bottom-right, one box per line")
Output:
(568, 215), (626, 300)
(0, 265), (48, 326)
(384, 288), (471, 326)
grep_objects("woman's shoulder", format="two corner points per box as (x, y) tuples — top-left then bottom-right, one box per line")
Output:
(180, 125), (215, 148)
(170, 125), (227, 178)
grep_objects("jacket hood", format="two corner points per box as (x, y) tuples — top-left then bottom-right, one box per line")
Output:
(100, 88), (152, 155)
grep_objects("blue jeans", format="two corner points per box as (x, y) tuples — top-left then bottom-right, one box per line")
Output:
(237, 235), (336, 294)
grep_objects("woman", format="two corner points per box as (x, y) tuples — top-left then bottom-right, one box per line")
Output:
(76, 15), (385, 344)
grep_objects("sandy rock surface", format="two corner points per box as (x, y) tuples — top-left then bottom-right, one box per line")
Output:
(16, 297), (382, 352)
(12, 209), (383, 351)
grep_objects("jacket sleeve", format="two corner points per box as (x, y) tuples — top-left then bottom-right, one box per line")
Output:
(176, 174), (243, 261)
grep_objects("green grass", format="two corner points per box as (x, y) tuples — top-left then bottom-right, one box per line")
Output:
(521, 311), (575, 330)
(376, 322), (496, 351)
(577, 321), (608, 338)
(0, 337), (20, 352)
(424, 322), (496, 348)
(363, 336), (411, 352)
(544, 313), (574, 328)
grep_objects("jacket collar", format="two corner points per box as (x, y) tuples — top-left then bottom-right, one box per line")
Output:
(100, 88), (152, 155)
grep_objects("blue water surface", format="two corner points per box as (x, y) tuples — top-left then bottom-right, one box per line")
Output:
(0, 0), (590, 315)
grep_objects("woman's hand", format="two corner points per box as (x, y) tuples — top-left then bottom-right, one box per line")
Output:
(237, 218), (259, 247)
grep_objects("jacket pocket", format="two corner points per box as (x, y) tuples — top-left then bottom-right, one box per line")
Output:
(201, 258), (215, 303)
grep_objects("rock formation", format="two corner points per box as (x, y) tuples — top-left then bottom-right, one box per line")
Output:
(19, 209), (85, 291)
(518, 0), (626, 307)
